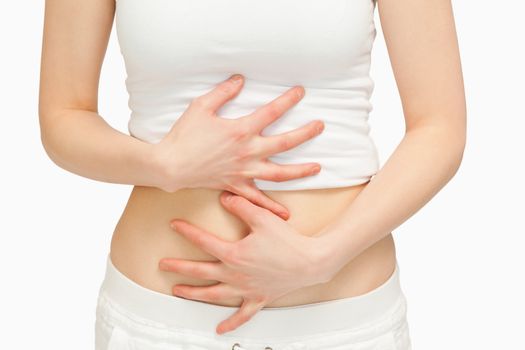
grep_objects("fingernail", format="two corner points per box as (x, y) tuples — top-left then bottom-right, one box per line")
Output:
(296, 86), (304, 98)
(311, 165), (321, 175)
(223, 192), (233, 202)
(170, 220), (178, 229)
(316, 121), (324, 133)
(230, 74), (243, 84)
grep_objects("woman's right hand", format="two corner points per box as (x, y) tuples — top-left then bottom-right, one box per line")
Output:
(150, 74), (325, 220)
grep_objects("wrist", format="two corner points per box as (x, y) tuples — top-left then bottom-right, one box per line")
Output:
(146, 142), (187, 192)
(310, 230), (351, 284)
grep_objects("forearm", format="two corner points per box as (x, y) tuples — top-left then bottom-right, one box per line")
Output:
(40, 108), (165, 188)
(315, 123), (466, 280)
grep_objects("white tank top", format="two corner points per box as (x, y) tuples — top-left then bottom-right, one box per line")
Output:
(115, 0), (380, 190)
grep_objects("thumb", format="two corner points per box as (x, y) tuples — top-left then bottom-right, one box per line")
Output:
(219, 191), (267, 228)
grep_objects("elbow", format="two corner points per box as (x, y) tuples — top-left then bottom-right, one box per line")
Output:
(39, 110), (55, 160)
(39, 129), (60, 167)
(440, 126), (467, 181)
(450, 119), (467, 177)
(451, 139), (466, 178)
(406, 114), (467, 179)
(39, 111), (54, 161)
(444, 125), (467, 181)
(38, 108), (66, 169)
(434, 131), (466, 183)
(39, 115), (52, 156)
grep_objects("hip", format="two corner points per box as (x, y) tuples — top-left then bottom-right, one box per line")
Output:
(95, 254), (411, 349)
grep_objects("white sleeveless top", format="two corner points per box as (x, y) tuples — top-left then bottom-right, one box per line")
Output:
(115, 0), (380, 190)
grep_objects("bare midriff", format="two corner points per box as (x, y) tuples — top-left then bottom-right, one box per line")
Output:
(110, 182), (397, 308)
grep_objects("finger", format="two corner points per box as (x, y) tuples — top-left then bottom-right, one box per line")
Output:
(259, 120), (324, 156)
(158, 258), (230, 282)
(219, 192), (270, 228)
(232, 183), (290, 220)
(216, 298), (266, 335)
(254, 161), (321, 182)
(191, 74), (244, 114)
(172, 282), (240, 303)
(243, 86), (305, 133)
(170, 219), (235, 262)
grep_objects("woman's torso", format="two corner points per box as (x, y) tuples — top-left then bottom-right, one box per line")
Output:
(110, 184), (396, 308)
(110, 0), (395, 308)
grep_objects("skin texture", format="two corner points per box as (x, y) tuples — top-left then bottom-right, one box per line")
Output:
(39, 0), (466, 336)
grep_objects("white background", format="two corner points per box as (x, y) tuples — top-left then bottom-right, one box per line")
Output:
(1, 1), (524, 349)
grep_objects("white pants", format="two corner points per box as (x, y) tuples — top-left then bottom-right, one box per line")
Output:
(95, 254), (412, 349)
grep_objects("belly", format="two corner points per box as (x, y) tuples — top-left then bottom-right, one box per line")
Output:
(109, 183), (396, 307)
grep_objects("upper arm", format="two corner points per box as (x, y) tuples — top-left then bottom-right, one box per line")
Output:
(38, 0), (115, 123)
(377, 0), (466, 136)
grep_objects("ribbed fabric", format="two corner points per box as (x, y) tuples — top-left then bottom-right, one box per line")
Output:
(115, 0), (380, 190)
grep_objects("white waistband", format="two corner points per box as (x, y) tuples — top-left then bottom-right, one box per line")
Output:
(98, 253), (403, 339)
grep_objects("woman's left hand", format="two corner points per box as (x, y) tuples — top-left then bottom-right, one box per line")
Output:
(158, 191), (334, 335)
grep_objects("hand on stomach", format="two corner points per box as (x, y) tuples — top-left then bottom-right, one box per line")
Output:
(110, 74), (396, 309)
(110, 183), (396, 308)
